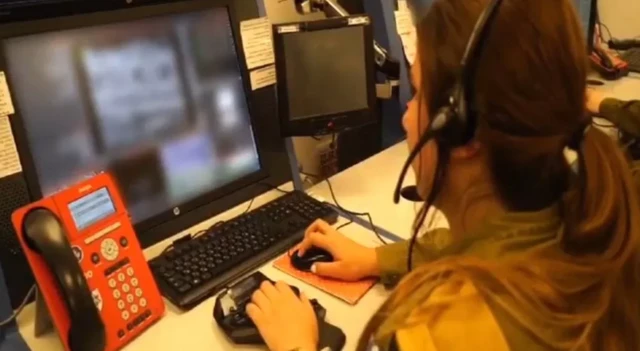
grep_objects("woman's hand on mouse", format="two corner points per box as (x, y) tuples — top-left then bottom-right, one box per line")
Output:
(298, 219), (379, 281)
(246, 281), (318, 351)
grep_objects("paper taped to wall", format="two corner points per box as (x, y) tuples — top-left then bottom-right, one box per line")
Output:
(0, 72), (15, 116)
(250, 65), (277, 91)
(0, 115), (22, 178)
(240, 17), (275, 70)
(395, 10), (417, 65)
(398, 0), (409, 11)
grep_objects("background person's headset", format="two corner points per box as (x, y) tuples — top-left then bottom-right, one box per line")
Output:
(393, 0), (505, 271)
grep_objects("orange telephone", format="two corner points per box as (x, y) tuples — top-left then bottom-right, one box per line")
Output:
(12, 173), (165, 351)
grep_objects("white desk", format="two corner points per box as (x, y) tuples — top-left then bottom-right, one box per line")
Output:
(595, 73), (640, 100)
(16, 141), (414, 351)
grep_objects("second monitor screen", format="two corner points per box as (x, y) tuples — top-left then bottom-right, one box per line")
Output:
(283, 26), (368, 120)
(3, 7), (261, 224)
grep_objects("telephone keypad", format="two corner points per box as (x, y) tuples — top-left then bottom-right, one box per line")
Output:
(105, 261), (149, 328)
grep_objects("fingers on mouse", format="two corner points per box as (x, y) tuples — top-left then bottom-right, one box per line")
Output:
(290, 247), (334, 272)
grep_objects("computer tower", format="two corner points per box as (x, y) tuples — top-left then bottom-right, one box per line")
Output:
(0, 173), (35, 309)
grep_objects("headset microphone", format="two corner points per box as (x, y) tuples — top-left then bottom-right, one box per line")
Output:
(393, 108), (454, 204)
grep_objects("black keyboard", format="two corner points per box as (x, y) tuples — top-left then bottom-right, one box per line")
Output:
(149, 191), (338, 309)
(622, 48), (640, 73)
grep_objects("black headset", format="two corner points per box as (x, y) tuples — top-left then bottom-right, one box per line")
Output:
(393, 0), (505, 204)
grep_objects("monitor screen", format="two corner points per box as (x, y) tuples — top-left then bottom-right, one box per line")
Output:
(3, 6), (261, 224)
(69, 187), (117, 230)
(282, 26), (368, 120)
(574, 0), (595, 46)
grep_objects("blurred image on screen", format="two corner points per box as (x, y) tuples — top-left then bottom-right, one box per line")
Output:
(3, 7), (261, 223)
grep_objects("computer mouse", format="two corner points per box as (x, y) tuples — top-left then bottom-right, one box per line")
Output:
(290, 247), (334, 272)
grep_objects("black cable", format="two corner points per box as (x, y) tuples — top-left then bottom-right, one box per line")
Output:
(259, 182), (290, 194)
(242, 197), (256, 215)
(301, 171), (388, 245)
(407, 146), (448, 272)
(599, 22), (613, 42)
(337, 220), (354, 230)
(0, 284), (36, 328)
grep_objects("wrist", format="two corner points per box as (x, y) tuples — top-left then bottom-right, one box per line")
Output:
(364, 248), (380, 277)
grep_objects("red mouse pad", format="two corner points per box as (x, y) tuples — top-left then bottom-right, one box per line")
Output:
(272, 249), (377, 305)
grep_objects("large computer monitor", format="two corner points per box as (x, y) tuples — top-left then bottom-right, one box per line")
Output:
(0, 0), (284, 248)
(273, 16), (376, 137)
(575, 0), (597, 51)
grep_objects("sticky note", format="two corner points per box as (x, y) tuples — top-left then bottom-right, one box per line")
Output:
(398, 0), (409, 11)
(240, 17), (275, 70)
(395, 10), (417, 64)
(0, 72), (15, 116)
(0, 115), (22, 178)
(250, 65), (277, 91)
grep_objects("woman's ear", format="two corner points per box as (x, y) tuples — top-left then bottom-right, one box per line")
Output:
(450, 140), (482, 160)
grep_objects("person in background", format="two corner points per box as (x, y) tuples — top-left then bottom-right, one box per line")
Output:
(245, 0), (640, 350)
(587, 89), (640, 136)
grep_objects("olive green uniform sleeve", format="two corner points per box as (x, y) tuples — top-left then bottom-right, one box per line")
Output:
(600, 98), (640, 137)
(375, 228), (452, 287)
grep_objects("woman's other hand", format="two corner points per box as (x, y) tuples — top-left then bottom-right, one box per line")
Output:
(246, 281), (318, 351)
(298, 220), (379, 281)
(586, 89), (606, 115)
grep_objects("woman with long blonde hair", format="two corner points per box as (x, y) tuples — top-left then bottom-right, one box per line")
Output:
(244, 0), (640, 350)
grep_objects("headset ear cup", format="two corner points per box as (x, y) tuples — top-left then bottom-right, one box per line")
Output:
(431, 105), (466, 148)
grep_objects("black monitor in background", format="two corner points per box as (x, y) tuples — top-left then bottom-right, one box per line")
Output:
(273, 16), (377, 137)
(574, 0), (597, 51)
(0, 0), (286, 249)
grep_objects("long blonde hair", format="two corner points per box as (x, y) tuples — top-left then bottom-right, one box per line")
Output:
(359, 0), (640, 349)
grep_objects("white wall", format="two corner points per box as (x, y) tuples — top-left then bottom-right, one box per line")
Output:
(599, 0), (640, 39)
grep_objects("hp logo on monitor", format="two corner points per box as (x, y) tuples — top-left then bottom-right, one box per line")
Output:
(173, 207), (181, 216)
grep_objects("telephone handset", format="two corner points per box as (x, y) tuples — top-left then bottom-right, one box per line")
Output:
(23, 209), (106, 351)
(12, 173), (165, 351)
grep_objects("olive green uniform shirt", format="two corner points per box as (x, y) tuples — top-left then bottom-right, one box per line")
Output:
(370, 98), (640, 350)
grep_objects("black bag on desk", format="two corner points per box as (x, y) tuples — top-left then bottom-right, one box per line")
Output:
(318, 321), (347, 351)
(214, 272), (346, 350)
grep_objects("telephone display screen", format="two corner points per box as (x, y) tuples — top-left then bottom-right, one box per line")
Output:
(69, 187), (117, 230)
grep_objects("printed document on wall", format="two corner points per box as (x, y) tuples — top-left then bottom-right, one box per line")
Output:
(395, 10), (417, 65)
(0, 115), (22, 178)
(240, 17), (275, 70)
